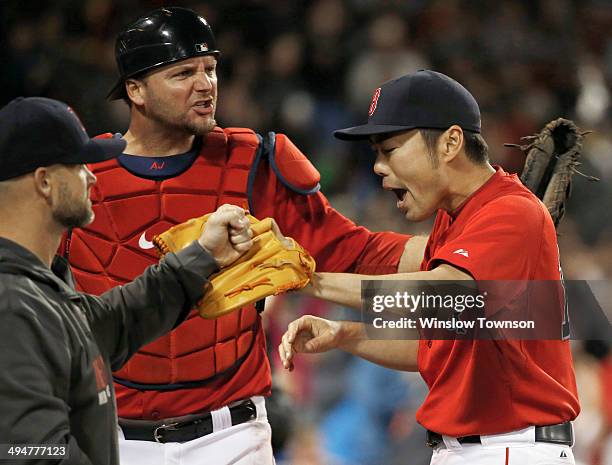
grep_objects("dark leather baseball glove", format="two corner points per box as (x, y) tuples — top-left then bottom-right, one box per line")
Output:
(506, 118), (598, 228)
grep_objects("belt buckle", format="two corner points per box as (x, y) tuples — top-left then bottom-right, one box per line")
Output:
(426, 438), (440, 448)
(153, 422), (179, 443)
(426, 432), (440, 448)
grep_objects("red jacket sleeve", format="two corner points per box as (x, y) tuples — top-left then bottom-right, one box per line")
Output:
(252, 135), (410, 274)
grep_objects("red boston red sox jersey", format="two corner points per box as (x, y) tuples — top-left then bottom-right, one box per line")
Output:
(69, 128), (409, 420)
(417, 166), (580, 436)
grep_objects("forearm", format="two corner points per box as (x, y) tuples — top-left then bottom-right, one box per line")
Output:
(304, 272), (407, 309)
(306, 264), (469, 309)
(337, 321), (419, 371)
(305, 272), (364, 309)
(93, 241), (219, 368)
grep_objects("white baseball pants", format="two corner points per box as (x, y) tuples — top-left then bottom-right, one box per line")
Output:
(118, 396), (276, 465)
(430, 425), (575, 465)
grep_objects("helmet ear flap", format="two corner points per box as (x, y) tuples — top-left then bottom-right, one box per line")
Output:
(107, 7), (221, 101)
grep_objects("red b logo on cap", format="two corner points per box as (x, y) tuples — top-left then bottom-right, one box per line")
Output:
(368, 87), (381, 117)
(66, 106), (87, 135)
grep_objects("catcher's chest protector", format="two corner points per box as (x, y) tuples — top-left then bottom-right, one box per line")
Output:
(69, 128), (261, 387)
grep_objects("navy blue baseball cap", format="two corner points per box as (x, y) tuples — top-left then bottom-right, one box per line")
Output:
(334, 70), (481, 141)
(0, 97), (126, 181)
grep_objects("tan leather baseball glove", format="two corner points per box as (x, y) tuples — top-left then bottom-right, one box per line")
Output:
(153, 214), (316, 319)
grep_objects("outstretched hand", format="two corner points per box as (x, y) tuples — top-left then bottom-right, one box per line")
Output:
(198, 204), (253, 267)
(278, 315), (343, 371)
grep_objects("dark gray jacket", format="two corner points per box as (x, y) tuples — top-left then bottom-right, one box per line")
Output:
(0, 237), (218, 465)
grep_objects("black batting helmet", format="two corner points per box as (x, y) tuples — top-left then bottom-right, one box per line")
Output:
(107, 7), (221, 101)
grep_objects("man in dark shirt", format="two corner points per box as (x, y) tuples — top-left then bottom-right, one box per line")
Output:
(0, 97), (253, 465)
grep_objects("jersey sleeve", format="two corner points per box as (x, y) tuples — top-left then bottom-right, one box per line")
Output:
(252, 135), (411, 274)
(428, 195), (548, 281)
(427, 196), (558, 318)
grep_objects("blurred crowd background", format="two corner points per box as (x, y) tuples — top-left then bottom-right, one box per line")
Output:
(1, 0), (611, 464)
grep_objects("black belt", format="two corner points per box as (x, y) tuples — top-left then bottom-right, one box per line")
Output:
(426, 422), (573, 448)
(119, 399), (257, 443)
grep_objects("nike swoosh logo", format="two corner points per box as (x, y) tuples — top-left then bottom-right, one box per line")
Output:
(453, 248), (469, 258)
(139, 232), (155, 250)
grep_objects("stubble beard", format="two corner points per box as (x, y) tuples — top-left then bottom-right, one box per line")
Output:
(52, 181), (94, 229)
(147, 94), (217, 136)
(185, 116), (217, 136)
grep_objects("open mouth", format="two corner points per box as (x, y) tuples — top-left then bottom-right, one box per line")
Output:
(193, 100), (213, 109)
(392, 188), (407, 201)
